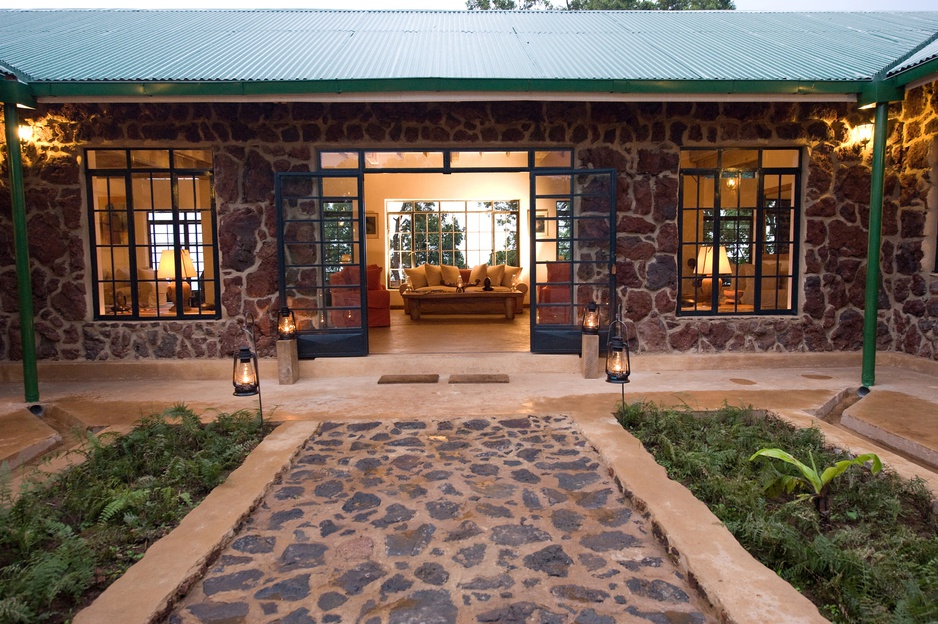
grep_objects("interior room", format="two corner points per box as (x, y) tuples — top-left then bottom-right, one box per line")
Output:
(361, 170), (536, 354)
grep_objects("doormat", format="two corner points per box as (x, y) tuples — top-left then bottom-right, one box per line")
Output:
(449, 374), (510, 384)
(378, 374), (440, 384)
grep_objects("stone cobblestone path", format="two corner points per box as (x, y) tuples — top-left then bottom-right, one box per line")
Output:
(168, 416), (716, 624)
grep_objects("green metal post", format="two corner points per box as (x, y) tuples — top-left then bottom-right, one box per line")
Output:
(860, 102), (889, 392)
(3, 102), (40, 403)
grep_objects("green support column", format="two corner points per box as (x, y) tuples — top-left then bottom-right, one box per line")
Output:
(3, 102), (40, 403)
(860, 102), (890, 392)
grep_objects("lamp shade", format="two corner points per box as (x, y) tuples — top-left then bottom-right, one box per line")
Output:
(695, 245), (731, 276)
(157, 249), (197, 279)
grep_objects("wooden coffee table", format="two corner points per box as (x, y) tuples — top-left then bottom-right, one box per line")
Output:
(402, 289), (525, 320)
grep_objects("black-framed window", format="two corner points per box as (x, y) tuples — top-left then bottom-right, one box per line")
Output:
(679, 148), (800, 315)
(87, 149), (219, 319)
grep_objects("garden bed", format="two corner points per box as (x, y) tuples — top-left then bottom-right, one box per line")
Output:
(0, 406), (270, 624)
(615, 402), (938, 624)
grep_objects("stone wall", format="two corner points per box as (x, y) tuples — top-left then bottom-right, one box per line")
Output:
(0, 96), (935, 361)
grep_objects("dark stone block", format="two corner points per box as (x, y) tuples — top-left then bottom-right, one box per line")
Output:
(626, 578), (690, 603)
(231, 535), (276, 554)
(444, 520), (484, 542)
(269, 508), (304, 529)
(575, 488), (613, 510)
(453, 543), (486, 568)
(551, 509), (585, 533)
(427, 500), (461, 520)
(523, 545), (573, 578)
(202, 569), (264, 595)
(342, 492), (381, 513)
(317, 591), (348, 611)
(386, 523), (436, 556)
(549, 584), (609, 603)
(337, 561), (387, 595)
(510, 468), (540, 484)
(388, 589), (457, 624)
(279, 543), (328, 570)
(372, 503), (417, 528)
(459, 573), (515, 590)
(491, 524), (551, 546)
(186, 600), (249, 622)
(254, 574), (311, 601)
(470, 463), (499, 476)
(275, 486), (305, 500)
(281, 607), (316, 624)
(580, 531), (640, 552)
(478, 503), (513, 518)
(476, 602), (538, 623)
(415, 562), (450, 586)
(314, 480), (343, 498)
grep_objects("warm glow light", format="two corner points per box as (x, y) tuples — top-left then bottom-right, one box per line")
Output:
(278, 307), (297, 340)
(157, 249), (197, 279)
(695, 245), (732, 276)
(849, 124), (874, 147)
(158, 249), (197, 310)
(17, 125), (32, 142)
(232, 346), (259, 396)
(605, 334), (631, 384)
(581, 301), (600, 334)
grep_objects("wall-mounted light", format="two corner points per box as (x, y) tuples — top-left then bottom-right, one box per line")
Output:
(848, 124), (874, 150)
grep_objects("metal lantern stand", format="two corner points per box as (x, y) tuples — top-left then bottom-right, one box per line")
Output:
(232, 312), (263, 424)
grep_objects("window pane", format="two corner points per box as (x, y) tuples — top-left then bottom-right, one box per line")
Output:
(679, 148), (800, 316)
(131, 150), (170, 169)
(534, 150), (573, 168)
(451, 151), (527, 168)
(762, 149), (800, 168)
(320, 152), (359, 169)
(364, 151), (444, 169)
(88, 149), (218, 320)
(87, 150), (128, 169)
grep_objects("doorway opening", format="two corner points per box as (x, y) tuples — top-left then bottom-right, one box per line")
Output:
(364, 170), (530, 355)
(276, 149), (616, 359)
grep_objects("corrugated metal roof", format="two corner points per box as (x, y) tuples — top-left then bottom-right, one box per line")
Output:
(0, 9), (936, 89)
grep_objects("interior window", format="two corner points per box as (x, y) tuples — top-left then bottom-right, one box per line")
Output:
(87, 148), (218, 319)
(385, 199), (520, 287)
(679, 148), (799, 315)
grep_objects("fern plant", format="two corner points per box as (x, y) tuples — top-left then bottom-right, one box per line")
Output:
(750, 448), (882, 528)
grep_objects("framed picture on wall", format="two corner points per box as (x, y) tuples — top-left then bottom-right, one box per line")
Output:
(365, 213), (378, 239)
(535, 210), (548, 235)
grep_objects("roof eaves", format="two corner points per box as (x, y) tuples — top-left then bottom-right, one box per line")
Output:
(24, 76), (870, 102)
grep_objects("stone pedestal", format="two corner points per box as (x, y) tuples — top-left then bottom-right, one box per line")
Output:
(581, 333), (600, 379)
(277, 339), (299, 385)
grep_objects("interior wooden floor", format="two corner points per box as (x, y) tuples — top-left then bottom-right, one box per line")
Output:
(368, 307), (530, 354)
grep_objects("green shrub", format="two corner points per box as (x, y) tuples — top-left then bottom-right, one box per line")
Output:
(0, 406), (268, 623)
(615, 402), (938, 624)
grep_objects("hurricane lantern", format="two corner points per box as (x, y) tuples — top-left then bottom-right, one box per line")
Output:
(581, 301), (600, 334)
(605, 323), (631, 385)
(277, 307), (297, 340)
(232, 346), (259, 396)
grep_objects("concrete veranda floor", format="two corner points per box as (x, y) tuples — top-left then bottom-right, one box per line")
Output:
(1, 338), (937, 623)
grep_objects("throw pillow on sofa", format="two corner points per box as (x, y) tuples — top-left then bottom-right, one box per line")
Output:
(487, 264), (506, 289)
(424, 263), (443, 287)
(469, 263), (488, 286)
(366, 264), (383, 290)
(502, 265), (522, 288)
(404, 265), (429, 289)
(440, 264), (461, 287)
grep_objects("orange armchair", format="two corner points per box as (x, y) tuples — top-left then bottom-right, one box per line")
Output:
(329, 264), (391, 328)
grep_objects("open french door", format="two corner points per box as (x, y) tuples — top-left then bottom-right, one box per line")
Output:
(530, 169), (617, 353)
(277, 171), (368, 357)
